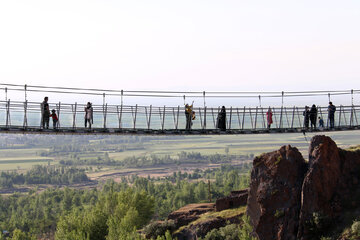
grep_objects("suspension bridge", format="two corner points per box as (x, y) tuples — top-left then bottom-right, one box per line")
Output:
(0, 83), (359, 135)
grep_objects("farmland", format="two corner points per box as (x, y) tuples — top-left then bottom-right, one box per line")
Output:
(0, 131), (359, 172)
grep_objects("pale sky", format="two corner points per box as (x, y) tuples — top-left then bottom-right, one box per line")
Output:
(0, 1), (359, 106)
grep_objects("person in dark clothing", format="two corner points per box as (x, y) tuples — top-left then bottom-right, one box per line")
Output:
(303, 106), (310, 130)
(328, 102), (336, 129)
(49, 109), (58, 129)
(318, 116), (324, 129)
(185, 102), (193, 130)
(84, 102), (93, 129)
(309, 104), (317, 130)
(217, 106), (227, 131)
(41, 97), (50, 129)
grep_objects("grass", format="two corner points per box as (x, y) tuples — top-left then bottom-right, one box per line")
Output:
(0, 148), (54, 170)
(193, 206), (247, 224)
(175, 206), (246, 234)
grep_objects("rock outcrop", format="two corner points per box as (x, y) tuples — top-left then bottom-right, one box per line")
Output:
(247, 135), (360, 240)
(247, 145), (307, 240)
(216, 189), (248, 211)
(167, 203), (215, 228)
(298, 136), (360, 239)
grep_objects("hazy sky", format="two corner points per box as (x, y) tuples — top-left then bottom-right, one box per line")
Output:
(0, 1), (359, 104)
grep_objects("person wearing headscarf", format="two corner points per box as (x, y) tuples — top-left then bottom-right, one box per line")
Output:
(217, 106), (227, 131)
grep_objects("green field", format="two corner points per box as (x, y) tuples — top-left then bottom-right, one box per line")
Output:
(0, 131), (360, 171)
(0, 148), (53, 170)
(109, 131), (360, 161)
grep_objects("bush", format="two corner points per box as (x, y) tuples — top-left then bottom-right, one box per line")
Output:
(143, 220), (176, 239)
(351, 221), (360, 236)
(201, 224), (240, 240)
(307, 212), (332, 238)
(238, 215), (257, 240)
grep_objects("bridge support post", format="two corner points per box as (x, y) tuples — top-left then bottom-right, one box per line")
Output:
(291, 106), (295, 129)
(284, 107), (290, 128)
(117, 105), (123, 129)
(6, 99), (10, 128)
(254, 107), (258, 130)
(338, 105), (342, 128)
(199, 107), (203, 129)
(212, 108), (216, 128)
(103, 103), (108, 129)
(172, 106), (179, 130)
(342, 106), (347, 126)
(145, 105), (152, 130)
(236, 108), (241, 129)
(353, 107), (359, 125)
(261, 107), (266, 129)
(23, 100), (28, 129)
(229, 106), (232, 130)
(40, 102), (43, 129)
(242, 106), (246, 130)
(72, 103), (77, 129)
(249, 107), (253, 129)
(131, 104), (138, 130)
(56, 102), (61, 129)
(272, 108), (278, 128)
(161, 106), (166, 131)
(203, 106), (207, 130)
(279, 106), (283, 129)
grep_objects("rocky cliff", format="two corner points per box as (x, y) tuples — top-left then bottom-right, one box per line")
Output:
(247, 135), (360, 240)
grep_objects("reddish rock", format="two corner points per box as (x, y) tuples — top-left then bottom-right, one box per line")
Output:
(247, 145), (307, 240)
(298, 136), (360, 239)
(167, 203), (215, 228)
(216, 189), (248, 211)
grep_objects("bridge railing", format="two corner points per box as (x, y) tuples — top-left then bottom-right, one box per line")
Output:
(0, 100), (359, 132)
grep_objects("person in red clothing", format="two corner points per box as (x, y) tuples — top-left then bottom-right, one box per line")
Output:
(49, 109), (58, 129)
(266, 107), (273, 129)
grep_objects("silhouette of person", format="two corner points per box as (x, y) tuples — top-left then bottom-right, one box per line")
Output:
(84, 102), (93, 129)
(309, 104), (317, 130)
(185, 102), (193, 130)
(217, 106), (227, 131)
(303, 106), (310, 130)
(328, 102), (336, 129)
(41, 97), (50, 129)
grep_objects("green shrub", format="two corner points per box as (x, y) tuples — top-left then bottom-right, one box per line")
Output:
(351, 221), (360, 236)
(274, 209), (284, 218)
(307, 212), (332, 238)
(143, 220), (175, 239)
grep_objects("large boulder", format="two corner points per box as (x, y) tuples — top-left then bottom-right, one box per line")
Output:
(247, 145), (307, 240)
(297, 136), (360, 239)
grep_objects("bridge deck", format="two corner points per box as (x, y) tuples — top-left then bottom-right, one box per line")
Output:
(0, 126), (359, 135)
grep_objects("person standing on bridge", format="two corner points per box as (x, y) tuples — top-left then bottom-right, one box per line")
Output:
(185, 102), (193, 130)
(84, 102), (93, 129)
(41, 96), (50, 129)
(217, 106), (227, 131)
(309, 104), (317, 130)
(318, 116), (324, 130)
(266, 107), (273, 129)
(49, 109), (58, 130)
(328, 102), (336, 129)
(303, 106), (310, 130)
